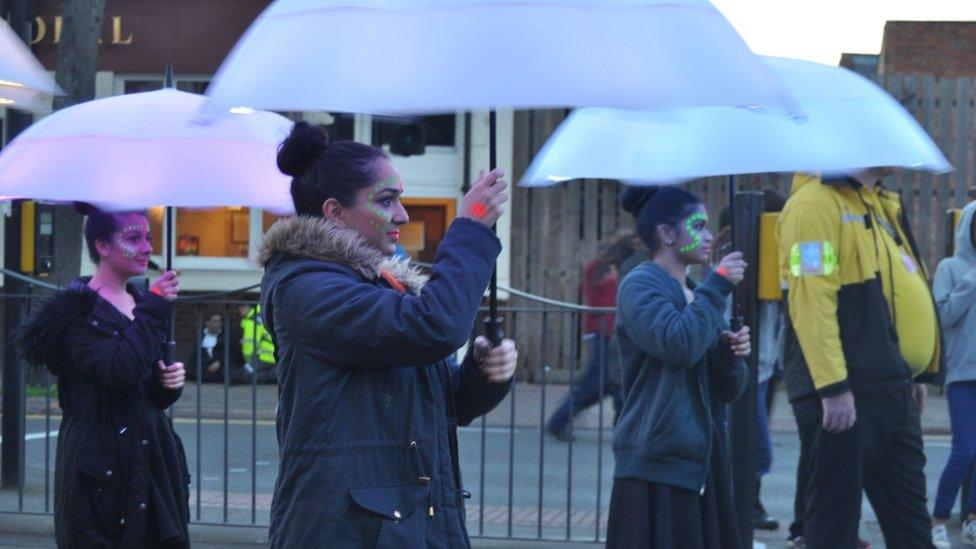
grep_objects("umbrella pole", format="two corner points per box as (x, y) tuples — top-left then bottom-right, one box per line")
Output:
(164, 205), (176, 364)
(728, 175), (743, 331)
(484, 110), (504, 346)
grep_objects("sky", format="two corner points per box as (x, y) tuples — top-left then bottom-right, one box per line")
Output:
(711, 0), (976, 65)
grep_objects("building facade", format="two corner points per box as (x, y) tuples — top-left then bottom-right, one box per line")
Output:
(1, 0), (515, 293)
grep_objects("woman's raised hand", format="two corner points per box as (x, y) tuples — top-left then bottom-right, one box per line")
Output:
(460, 168), (509, 228)
(150, 270), (180, 302)
(715, 252), (747, 285)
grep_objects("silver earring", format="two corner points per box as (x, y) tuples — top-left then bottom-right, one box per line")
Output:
(666, 239), (675, 246)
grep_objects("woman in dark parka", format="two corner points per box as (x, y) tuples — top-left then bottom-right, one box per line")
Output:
(259, 123), (518, 548)
(21, 204), (189, 548)
(607, 187), (752, 549)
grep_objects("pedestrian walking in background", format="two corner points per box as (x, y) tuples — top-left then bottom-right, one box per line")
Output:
(606, 186), (751, 549)
(20, 204), (190, 548)
(545, 232), (634, 441)
(931, 200), (976, 548)
(259, 123), (519, 548)
(778, 170), (940, 549)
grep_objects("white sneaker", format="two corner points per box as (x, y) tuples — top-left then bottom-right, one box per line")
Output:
(933, 522), (951, 549)
(753, 541), (767, 549)
(963, 518), (976, 547)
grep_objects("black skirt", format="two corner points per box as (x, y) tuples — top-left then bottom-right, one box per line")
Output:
(606, 437), (741, 549)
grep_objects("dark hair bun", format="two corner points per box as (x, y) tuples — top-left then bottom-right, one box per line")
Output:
(277, 121), (330, 177)
(72, 201), (97, 216)
(620, 186), (660, 217)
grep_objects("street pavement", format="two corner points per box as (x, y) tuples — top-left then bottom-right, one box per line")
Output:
(0, 382), (968, 547)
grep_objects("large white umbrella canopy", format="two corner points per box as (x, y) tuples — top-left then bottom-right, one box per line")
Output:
(520, 56), (952, 186)
(201, 0), (798, 117)
(0, 88), (295, 212)
(0, 19), (62, 110)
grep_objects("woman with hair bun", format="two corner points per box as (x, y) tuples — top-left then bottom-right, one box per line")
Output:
(259, 122), (519, 548)
(20, 204), (189, 548)
(607, 186), (752, 549)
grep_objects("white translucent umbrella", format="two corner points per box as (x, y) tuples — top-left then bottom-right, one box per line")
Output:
(520, 56), (952, 186)
(0, 19), (62, 110)
(0, 84), (294, 363)
(0, 88), (295, 212)
(200, 0), (799, 337)
(201, 0), (798, 117)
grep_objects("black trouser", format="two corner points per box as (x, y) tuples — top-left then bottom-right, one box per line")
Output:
(793, 380), (933, 549)
(789, 395), (819, 539)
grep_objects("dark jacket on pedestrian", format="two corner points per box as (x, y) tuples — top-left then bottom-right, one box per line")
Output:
(613, 261), (748, 492)
(20, 279), (190, 549)
(258, 215), (511, 549)
(194, 326), (245, 383)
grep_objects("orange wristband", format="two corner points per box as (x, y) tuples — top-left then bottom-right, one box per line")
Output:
(151, 287), (163, 296)
(716, 266), (729, 278)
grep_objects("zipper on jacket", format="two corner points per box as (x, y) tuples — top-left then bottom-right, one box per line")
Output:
(409, 440), (435, 518)
(698, 366), (713, 498)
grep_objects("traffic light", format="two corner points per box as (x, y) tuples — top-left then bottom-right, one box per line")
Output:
(389, 121), (426, 157)
(20, 201), (55, 275)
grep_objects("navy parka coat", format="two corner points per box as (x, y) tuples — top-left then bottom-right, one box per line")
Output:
(257, 215), (512, 549)
(20, 279), (190, 548)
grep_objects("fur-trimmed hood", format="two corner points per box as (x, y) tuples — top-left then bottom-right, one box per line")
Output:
(257, 215), (429, 295)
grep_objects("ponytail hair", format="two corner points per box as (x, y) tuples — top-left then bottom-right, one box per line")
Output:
(277, 121), (389, 216)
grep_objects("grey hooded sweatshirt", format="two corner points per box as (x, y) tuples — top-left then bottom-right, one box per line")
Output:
(933, 201), (976, 385)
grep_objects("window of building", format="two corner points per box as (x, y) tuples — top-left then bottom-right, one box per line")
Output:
(371, 114), (456, 152)
(121, 77), (210, 95)
(401, 198), (455, 264)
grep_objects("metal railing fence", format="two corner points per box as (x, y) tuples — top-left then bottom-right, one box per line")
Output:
(0, 281), (617, 543)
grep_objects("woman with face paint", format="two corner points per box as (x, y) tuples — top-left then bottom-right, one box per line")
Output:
(20, 203), (190, 548)
(259, 122), (518, 548)
(606, 186), (751, 549)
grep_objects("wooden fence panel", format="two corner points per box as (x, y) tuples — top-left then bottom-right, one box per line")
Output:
(509, 73), (976, 377)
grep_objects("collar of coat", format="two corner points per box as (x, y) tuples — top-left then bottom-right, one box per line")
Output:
(20, 278), (146, 372)
(257, 215), (429, 296)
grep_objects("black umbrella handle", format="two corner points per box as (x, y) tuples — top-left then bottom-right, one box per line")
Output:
(164, 340), (177, 366)
(484, 317), (505, 347)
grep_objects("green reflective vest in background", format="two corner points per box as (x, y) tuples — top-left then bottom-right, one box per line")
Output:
(240, 305), (275, 365)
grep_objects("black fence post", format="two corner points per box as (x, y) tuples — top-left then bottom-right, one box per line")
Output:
(729, 191), (763, 548)
(1, 0), (34, 490)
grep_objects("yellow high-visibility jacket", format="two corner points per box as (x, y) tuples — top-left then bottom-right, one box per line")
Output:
(240, 305), (276, 365)
(777, 175), (940, 398)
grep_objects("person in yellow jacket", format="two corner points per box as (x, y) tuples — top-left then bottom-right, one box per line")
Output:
(239, 304), (277, 383)
(778, 169), (940, 549)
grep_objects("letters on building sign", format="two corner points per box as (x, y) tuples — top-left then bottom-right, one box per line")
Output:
(31, 16), (133, 46)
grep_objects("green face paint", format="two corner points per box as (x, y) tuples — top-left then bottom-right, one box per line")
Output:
(363, 175), (403, 230)
(679, 212), (708, 253)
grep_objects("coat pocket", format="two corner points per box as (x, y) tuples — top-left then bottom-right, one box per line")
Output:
(349, 483), (432, 548)
(75, 445), (123, 540)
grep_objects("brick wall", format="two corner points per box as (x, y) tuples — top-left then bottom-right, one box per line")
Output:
(881, 21), (976, 77)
